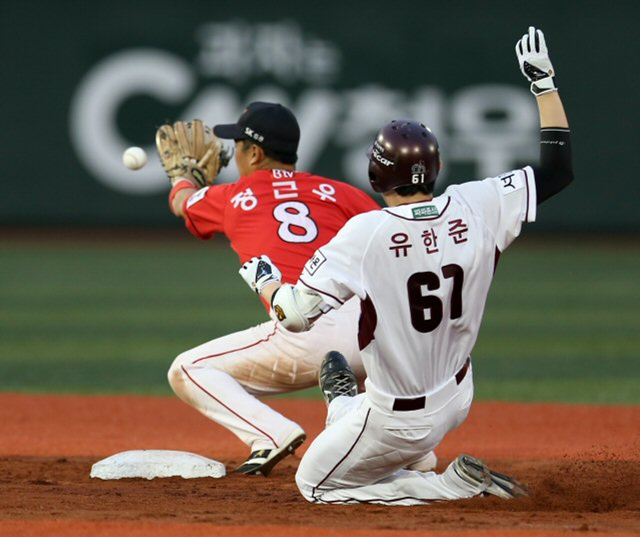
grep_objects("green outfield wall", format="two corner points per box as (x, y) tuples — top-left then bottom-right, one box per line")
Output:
(1, 1), (638, 231)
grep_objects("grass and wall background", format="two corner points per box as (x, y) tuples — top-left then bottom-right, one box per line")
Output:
(2, 233), (638, 404)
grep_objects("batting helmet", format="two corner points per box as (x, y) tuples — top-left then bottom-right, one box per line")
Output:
(367, 120), (440, 193)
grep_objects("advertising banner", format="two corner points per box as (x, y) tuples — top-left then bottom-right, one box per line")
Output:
(2, 1), (637, 230)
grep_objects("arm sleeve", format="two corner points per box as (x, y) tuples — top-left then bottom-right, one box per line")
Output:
(183, 184), (232, 239)
(532, 127), (574, 204)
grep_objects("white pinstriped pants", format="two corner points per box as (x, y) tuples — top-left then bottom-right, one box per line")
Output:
(295, 367), (478, 505)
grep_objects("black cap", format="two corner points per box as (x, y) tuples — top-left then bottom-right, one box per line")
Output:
(213, 102), (300, 163)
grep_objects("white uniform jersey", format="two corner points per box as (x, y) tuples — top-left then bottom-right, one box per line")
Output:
(297, 167), (537, 397)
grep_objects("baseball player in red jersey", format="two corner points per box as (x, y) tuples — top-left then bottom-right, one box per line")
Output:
(166, 102), (379, 475)
(241, 27), (574, 503)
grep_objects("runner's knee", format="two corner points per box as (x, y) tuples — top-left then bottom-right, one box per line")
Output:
(295, 464), (316, 503)
(167, 351), (191, 394)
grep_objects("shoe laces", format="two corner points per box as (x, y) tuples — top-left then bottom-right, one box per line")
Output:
(330, 372), (356, 397)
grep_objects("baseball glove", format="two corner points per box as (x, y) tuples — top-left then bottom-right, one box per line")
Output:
(155, 119), (231, 187)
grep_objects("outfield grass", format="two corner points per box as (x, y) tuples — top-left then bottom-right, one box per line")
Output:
(1, 234), (638, 403)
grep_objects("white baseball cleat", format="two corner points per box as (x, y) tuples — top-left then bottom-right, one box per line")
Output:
(452, 454), (492, 491)
(484, 467), (529, 499)
(453, 454), (529, 499)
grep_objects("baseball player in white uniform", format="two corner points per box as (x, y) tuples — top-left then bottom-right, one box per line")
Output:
(240, 27), (573, 504)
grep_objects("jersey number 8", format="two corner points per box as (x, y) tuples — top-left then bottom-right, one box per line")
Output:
(273, 201), (319, 243)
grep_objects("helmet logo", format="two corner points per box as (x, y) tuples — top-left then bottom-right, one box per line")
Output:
(372, 141), (394, 167)
(411, 161), (427, 184)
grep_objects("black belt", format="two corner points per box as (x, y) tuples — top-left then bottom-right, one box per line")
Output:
(392, 357), (471, 412)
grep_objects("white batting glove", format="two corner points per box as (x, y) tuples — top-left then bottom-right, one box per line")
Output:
(239, 255), (282, 295)
(516, 26), (557, 95)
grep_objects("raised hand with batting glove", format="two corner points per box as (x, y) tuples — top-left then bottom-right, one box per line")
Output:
(516, 26), (557, 95)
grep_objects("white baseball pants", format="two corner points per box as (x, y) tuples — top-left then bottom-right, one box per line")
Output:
(295, 366), (478, 505)
(168, 299), (363, 452)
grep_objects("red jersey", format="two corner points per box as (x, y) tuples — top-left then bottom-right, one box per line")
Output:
(183, 169), (379, 286)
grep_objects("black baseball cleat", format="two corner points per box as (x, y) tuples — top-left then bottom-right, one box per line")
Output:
(319, 351), (358, 405)
(235, 428), (306, 476)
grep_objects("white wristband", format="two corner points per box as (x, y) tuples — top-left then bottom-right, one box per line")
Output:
(531, 77), (557, 96)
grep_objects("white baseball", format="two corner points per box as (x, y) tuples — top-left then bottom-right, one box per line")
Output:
(122, 147), (148, 170)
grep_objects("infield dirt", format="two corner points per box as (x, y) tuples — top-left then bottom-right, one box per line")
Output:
(0, 394), (638, 536)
